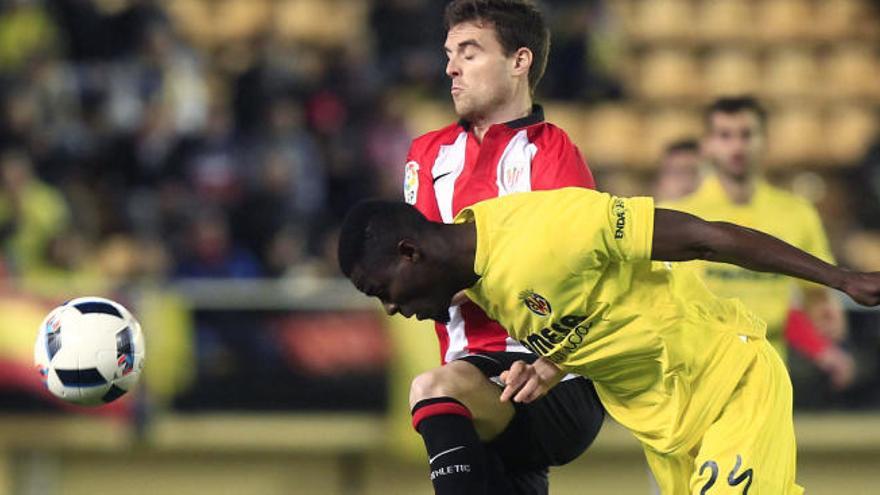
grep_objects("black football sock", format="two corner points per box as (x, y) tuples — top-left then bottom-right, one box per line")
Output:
(411, 397), (487, 495)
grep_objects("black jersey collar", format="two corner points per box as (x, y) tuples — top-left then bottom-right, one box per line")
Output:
(458, 104), (545, 131)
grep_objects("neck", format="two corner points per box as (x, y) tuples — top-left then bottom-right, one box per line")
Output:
(716, 170), (757, 204)
(437, 223), (480, 290)
(470, 91), (532, 142)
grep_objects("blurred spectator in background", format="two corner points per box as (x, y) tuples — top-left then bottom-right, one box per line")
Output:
(233, 148), (313, 276)
(849, 134), (880, 232)
(0, 148), (70, 278)
(0, 0), (58, 72)
(363, 91), (412, 198)
(174, 207), (261, 279)
(652, 138), (702, 202)
(369, 0), (446, 90)
(665, 96), (857, 402)
(540, 0), (623, 101)
(105, 19), (206, 134)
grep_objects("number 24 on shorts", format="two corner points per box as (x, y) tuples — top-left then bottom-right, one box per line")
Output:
(699, 454), (754, 494)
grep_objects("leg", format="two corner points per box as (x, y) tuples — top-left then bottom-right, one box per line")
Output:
(410, 359), (515, 440)
(689, 342), (804, 495)
(410, 353), (604, 495)
(409, 360), (514, 495)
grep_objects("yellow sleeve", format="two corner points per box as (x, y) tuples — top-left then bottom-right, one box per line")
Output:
(542, 191), (655, 276)
(602, 195), (655, 263)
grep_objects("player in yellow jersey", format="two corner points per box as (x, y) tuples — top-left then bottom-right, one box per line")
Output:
(337, 187), (880, 494)
(665, 96), (854, 388)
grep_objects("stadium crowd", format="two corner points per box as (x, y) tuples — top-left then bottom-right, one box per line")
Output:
(0, 0), (622, 290)
(0, 0), (878, 412)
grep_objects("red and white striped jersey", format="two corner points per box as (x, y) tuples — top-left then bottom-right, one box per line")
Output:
(403, 105), (596, 363)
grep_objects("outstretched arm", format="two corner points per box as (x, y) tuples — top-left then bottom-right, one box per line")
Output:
(652, 208), (880, 306)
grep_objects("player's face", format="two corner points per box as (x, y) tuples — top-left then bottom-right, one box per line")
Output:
(704, 111), (765, 180)
(350, 260), (454, 324)
(444, 21), (516, 120)
(656, 150), (702, 200)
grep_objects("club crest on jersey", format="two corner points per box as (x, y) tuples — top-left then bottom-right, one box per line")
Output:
(404, 161), (419, 205)
(520, 289), (552, 317)
(503, 165), (524, 190)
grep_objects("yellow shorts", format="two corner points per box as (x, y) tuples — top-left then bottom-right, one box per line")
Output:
(644, 341), (804, 494)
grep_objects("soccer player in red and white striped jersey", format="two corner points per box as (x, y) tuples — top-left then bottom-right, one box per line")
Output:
(403, 2), (604, 494)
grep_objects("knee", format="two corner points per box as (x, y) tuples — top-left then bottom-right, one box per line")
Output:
(409, 367), (453, 408)
(409, 363), (484, 409)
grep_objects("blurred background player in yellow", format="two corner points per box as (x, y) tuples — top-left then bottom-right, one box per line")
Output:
(652, 139), (702, 203)
(664, 96), (856, 390)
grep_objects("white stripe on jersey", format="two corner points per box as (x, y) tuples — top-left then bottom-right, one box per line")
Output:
(504, 336), (531, 354)
(433, 131), (468, 224)
(495, 129), (537, 196)
(444, 305), (468, 363)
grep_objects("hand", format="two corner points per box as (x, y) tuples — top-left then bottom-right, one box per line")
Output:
(499, 358), (565, 404)
(814, 345), (856, 391)
(841, 271), (880, 307)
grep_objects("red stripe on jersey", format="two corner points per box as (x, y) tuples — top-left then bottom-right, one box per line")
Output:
(434, 321), (451, 364)
(451, 130), (499, 217)
(460, 302), (508, 355)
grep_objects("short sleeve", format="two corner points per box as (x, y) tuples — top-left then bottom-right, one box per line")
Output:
(603, 196), (655, 262)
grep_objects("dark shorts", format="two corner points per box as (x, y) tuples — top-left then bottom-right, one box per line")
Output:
(458, 352), (605, 495)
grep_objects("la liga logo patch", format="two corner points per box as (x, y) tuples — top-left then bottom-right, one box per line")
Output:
(520, 289), (552, 317)
(404, 161), (419, 205)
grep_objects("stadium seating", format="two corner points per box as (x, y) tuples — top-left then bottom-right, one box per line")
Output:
(763, 48), (820, 101)
(697, 0), (754, 44)
(637, 49), (702, 101)
(158, 0), (880, 171)
(703, 48), (762, 97)
(765, 106), (826, 167)
(823, 44), (880, 101)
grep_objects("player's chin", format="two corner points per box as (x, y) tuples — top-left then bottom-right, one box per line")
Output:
(453, 102), (474, 120)
(428, 310), (451, 324)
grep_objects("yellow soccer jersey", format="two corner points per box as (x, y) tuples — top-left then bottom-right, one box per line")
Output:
(664, 175), (834, 357)
(457, 187), (766, 455)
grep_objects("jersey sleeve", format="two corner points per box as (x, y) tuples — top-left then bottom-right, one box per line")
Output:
(403, 145), (442, 222)
(529, 130), (596, 190)
(601, 195), (655, 263)
(546, 191), (655, 273)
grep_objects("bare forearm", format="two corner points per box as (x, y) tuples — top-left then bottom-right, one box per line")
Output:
(652, 208), (880, 307)
(698, 221), (848, 291)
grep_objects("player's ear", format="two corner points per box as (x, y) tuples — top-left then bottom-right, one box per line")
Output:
(512, 47), (532, 77)
(397, 239), (422, 263)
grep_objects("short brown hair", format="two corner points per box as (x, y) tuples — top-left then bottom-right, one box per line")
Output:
(704, 96), (768, 131)
(444, 0), (550, 93)
(664, 138), (700, 156)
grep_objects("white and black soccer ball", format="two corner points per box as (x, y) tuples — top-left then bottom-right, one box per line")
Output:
(34, 297), (145, 406)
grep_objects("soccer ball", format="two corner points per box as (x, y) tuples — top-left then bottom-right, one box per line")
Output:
(34, 297), (145, 406)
